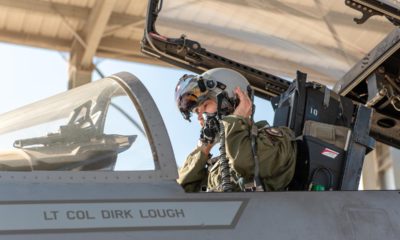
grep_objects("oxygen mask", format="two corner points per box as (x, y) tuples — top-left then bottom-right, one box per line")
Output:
(200, 112), (220, 144)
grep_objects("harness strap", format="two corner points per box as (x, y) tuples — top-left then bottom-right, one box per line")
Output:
(251, 124), (265, 191)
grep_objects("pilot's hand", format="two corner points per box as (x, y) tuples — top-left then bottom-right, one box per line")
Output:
(197, 139), (214, 156)
(233, 87), (252, 119)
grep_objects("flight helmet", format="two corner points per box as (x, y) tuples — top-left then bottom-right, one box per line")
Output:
(175, 68), (252, 121)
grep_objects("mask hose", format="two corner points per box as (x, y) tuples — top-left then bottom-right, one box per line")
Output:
(217, 93), (233, 192)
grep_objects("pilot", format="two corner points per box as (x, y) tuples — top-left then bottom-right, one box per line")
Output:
(175, 68), (297, 192)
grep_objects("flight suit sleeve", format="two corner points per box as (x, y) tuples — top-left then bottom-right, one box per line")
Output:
(222, 115), (296, 191)
(221, 115), (254, 179)
(176, 147), (209, 192)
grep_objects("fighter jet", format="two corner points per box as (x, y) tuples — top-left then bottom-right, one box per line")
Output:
(0, 0), (398, 239)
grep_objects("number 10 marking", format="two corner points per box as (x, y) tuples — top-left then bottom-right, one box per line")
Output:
(310, 107), (318, 116)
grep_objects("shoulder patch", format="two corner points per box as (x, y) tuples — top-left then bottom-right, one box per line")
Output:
(265, 127), (283, 137)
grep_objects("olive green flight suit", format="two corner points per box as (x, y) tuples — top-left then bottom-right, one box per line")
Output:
(177, 115), (297, 192)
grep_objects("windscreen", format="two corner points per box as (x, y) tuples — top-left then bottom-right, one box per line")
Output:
(0, 78), (154, 171)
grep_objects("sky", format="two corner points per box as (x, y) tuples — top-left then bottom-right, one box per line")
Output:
(0, 42), (274, 169)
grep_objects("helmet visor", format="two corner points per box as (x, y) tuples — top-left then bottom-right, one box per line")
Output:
(175, 75), (208, 121)
(178, 93), (198, 121)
